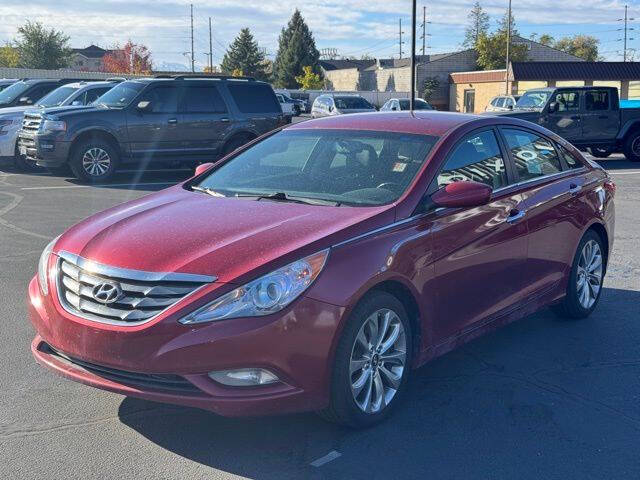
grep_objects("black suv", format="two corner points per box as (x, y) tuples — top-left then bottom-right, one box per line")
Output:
(0, 78), (91, 108)
(17, 75), (286, 182)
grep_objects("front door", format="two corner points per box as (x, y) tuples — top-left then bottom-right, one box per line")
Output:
(463, 89), (475, 113)
(544, 89), (583, 142)
(179, 84), (233, 158)
(430, 128), (528, 340)
(582, 89), (618, 141)
(125, 84), (182, 161)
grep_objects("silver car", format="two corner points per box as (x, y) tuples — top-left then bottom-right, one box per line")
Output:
(380, 98), (433, 111)
(311, 94), (376, 118)
(485, 95), (521, 112)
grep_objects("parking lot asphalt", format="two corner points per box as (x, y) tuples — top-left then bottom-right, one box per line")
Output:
(0, 154), (639, 480)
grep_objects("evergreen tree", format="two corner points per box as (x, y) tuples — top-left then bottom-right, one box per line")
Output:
(273, 10), (321, 88)
(463, 2), (490, 48)
(14, 21), (71, 69)
(220, 28), (268, 81)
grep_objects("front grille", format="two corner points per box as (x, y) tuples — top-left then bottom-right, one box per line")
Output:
(56, 251), (215, 326)
(40, 343), (204, 395)
(22, 112), (42, 132)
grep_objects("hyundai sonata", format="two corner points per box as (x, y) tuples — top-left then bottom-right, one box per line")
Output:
(29, 111), (615, 427)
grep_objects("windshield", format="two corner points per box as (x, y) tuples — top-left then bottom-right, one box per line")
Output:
(194, 129), (438, 206)
(334, 96), (374, 110)
(516, 91), (551, 109)
(0, 81), (29, 105)
(94, 81), (146, 108)
(36, 86), (78, 107)
(399, 99), (432, 110)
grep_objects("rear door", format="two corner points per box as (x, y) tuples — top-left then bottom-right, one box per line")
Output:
(179, 83), (233, 158)
(431, 128), (528, 339)
(545, 89), (582, 141)
(582, 89), (618, 141)
(499, 127), (587, 298)
(125, 84), (182, 160)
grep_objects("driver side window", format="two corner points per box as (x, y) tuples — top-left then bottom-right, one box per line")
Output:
(553, 91), (580, 112)
(437, 130), (508, 190)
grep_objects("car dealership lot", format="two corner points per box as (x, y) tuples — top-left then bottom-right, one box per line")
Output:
(1, 155), (639, 479)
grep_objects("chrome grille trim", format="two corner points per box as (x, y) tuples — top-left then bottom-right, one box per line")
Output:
(22, 112), (43, 132)
(56, 250), (215, 326)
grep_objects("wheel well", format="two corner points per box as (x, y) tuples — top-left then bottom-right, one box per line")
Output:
(223, 132), (257, 152)
(71, 130), (120, 158)
(588, 223), (609, 266)
(370, 280), (422, 362)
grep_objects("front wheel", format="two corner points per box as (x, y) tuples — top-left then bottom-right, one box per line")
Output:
(69, 140), (119, 183)
(623, 132), (640, 162)
(552, 230), (606, 319)
(589, 146), (613, 159)
(318, 291), (412, 427)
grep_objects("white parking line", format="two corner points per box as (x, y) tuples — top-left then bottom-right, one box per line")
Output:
(20, 182), (176, 191)
(310, 450), (342, 467)
(608, 170), (640, 175)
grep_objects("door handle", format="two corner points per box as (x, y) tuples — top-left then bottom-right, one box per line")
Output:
(220, 118), (230, 123)
(569, 183), (582, 195)
(168, 118), (178, 124)
(506, 209), (526, 224)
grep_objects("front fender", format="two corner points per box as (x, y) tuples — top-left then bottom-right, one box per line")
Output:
(617, 119), (640, 140)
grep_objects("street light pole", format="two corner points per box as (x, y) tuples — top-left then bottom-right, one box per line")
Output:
(410, 0), (417, 111)
(505, 0), (512, 95)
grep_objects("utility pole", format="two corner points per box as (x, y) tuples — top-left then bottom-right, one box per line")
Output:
(190, 4), (195, 72)
(410, 0), (417, 110)
(505, 0), (512, 94)
(618, 5), (635, 61)
(208, 17), (213, 72)
(399, 18), (404, 59)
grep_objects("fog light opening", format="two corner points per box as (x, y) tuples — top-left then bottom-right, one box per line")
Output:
(208, 368), (279, 387)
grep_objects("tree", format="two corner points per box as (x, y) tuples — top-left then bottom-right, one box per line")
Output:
(539, 34), (555, 46)
(476, 14), (527, 70)
(295, 66), (324, 89)
(103, 41), (152, 74)
(0, 44), (19, 67)
(421, 77), (440, 102)
(14, 21), (71, 69)
(463, 2), (490, 48)
(273, 10), (321, 88)
(553, 35), (600, 61)
(220, 28), (269, 81)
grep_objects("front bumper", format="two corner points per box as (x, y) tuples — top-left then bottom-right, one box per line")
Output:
(28, 276), (345, 417)
(17, 131), (70, 167)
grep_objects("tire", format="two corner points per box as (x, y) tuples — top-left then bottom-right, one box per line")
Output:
(589, 147), (613, 159)
(318, 291), (413, 428)
(622, 131), (640, 162)
(293, 105), (301, 116)
(12, 144), (41, 172)
(69, 139), (119, 183)
(552, 230), (606, 319)
(222, 135), (252, 156)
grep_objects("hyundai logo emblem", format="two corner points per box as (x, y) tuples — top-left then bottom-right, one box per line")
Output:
(91, 282), (123, 304)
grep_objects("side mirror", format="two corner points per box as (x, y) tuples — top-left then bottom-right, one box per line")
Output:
(136, 100), (152, 112)
(507, 104), (513, 110)
(548, 102), (558, 113)
(19, 97), (32, 105)
(431, 181), (492, 208)
(194, 162), (214, 177)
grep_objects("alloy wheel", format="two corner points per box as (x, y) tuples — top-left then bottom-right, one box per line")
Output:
(632, 137), (640, 156)
(82, 147), (111, 177)
(576, 239), (603, 309)
(349, 308), (406, 414)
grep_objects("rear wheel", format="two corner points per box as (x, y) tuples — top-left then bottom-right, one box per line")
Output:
(222, 135), (253, 156)
(552, 230), (606, 319)
(70, 139), (119, 183)
(623, 131), (640, 162)
(318, 291), (412, 428)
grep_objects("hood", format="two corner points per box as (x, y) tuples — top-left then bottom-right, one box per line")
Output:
(0, 105), (29, 117)
(55, 186), (391, 283)
(488, 109), (542, 122)
(39, 105), (103, 118)
(337, 108), (377, 114)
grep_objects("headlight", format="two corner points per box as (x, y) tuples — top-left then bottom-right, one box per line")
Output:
(42, 119), (66, 132)
(180, 249), (329, 324)
(38, 236), (60, 295)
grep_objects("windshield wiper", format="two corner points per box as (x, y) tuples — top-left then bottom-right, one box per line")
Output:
(235, 191), (340, 206)
(191, 186), (226, 197)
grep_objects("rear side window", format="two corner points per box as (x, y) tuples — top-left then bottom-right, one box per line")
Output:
(227, 83), (280, 113)
(437, 130), (508, 190)
(182, 86), (227, 113)
(502, 129), (562, 181)
(585, 90), (610, 111)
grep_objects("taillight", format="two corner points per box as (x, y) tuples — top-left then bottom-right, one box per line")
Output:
(604, 179), (616, 198)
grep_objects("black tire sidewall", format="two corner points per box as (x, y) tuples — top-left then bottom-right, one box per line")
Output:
(329, 291), (413, 428)
(564, 230), (606, 318)
(70, 140), (118, 183)
(623, 133), (640, 162)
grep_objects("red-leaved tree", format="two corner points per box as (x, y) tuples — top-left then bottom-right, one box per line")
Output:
(102, 40), (153, 74)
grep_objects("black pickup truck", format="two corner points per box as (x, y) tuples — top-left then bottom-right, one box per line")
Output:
(495, 86), (640, 160)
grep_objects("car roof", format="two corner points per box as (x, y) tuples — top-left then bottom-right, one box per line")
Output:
(287, 111), (482, 136)
(60, 81), (115, 89)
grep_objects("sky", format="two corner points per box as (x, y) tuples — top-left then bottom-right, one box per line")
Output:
(0, 0), (639, 70)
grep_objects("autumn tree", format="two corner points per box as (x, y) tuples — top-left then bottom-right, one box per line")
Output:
(553, 35), (600, 61)
(295, 66), (323, 89)
(463, 2), (490, 48)
(14, 21), (71, 69)
(274, 10), (321, 88)
(103, 41), (152, 74)
(220, 28), (269, 81)
(0, 44), (19, 67)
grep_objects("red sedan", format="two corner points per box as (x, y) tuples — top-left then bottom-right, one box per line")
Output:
(29, 112), (615, 427)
